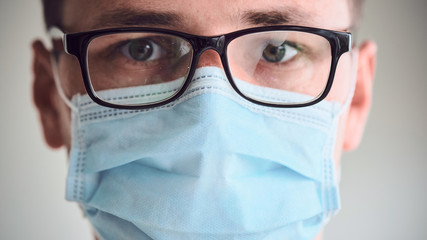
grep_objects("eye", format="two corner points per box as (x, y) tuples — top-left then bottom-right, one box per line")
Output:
(262, 42), (298, 63)
(121, 38), (165, 62)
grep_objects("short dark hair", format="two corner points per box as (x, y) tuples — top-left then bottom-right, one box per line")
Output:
(41, 0), (63, 30)
(41, 0), (365, 30)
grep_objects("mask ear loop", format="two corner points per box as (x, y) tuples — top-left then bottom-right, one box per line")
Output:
(332, 48), (359, 185)
(50, 55), (79, 113)
(332, 47), (359, 185)
(335, 48), (359, 118)
(322, 48), (359, 224)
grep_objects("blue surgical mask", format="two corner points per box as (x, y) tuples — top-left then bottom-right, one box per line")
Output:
(63, 65), (353, 240)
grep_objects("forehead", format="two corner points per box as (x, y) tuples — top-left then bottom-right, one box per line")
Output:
(62, 0), (351, 34)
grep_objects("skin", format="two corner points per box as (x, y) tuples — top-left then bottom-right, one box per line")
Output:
(32, 0), (377, 239)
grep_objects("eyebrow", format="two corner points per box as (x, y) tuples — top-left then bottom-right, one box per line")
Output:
(91, 8), (184, 29)
(241, 10), (308, 26)
(90, 7), (309, 30)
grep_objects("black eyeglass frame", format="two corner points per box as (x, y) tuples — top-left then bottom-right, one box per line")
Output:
(59, 26), (352, 109)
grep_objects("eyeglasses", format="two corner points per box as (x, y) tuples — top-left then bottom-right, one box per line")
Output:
(50, 26), (351, 109)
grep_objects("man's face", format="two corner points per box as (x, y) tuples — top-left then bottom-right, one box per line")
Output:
(33, 0), (376, 239)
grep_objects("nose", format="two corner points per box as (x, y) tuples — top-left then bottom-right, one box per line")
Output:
(196, 49), (224, 69)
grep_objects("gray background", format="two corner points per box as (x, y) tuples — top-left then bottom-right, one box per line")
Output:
(1, 0), (426, 239)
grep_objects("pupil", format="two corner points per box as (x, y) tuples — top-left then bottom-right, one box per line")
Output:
(263, 44), (286, 63)
(269, 48), (278, 55)
(129, 39), (153, 61)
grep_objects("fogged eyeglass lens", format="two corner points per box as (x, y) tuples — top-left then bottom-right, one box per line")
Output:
(227, 31), (332, 104)
(87, 32), (193, 105)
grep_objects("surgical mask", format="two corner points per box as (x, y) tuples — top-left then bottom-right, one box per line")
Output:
(61, 60), (356, 239)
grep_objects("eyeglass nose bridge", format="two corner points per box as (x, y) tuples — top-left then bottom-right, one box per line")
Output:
(192, 35), (226, 56)
(186, 34), (233, 89)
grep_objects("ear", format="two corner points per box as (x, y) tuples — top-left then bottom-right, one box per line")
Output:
(32, 40), (65, 148)
(343, 40), (377, 151)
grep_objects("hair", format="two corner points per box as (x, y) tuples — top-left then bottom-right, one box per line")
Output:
(42, 0), (365, 30)
(42, 0), (64, 30)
